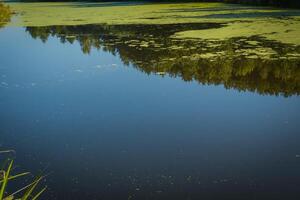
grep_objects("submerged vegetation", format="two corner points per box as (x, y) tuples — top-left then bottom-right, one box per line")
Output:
(0, 2), (12, 28)
(0, 151), (46, 200)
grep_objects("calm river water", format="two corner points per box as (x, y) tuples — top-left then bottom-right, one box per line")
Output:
(0, 2), (300, 200)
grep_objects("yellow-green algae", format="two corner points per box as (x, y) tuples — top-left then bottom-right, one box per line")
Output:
(6, 2), (300, 46)
(173, 20), (300, 45)
(7, 2), (225, 26)
(6, 2), (299, 26)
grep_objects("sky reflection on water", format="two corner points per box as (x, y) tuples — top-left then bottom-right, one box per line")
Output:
(0, 24), (300, 200)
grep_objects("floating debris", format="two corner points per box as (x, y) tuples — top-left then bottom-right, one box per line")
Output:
(94, 65), (103, 69)
(140, 44), (149, 48)
(156, 72), (166, 75)
(246, 40), (260, 46)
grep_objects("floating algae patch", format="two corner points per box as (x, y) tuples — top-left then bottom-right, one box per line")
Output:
(246, 40), (260, 46)
(235, 47), (278, 59)
(6, 2), (300, 27)
(7, 2), (227, 27)
(5, 0), (300, 50)
(173, 19), (300, 46)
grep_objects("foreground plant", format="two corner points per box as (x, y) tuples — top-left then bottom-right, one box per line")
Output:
(0, 151), (46, 200)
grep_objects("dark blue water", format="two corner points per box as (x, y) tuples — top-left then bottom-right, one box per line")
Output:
(1, 26), (300, 200)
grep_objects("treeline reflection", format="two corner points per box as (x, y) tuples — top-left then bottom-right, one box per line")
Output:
(26, 24), (300, 97)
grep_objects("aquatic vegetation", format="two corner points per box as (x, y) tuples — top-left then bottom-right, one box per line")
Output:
(0, 151), (46, 200)
(14, 0), (300, 8)
(173, 20), (300, 45)
(6, 2), (223, 26)
(6, 2), (300, 46)
(0, 2), (12, 28)
(6, 2), (299, 26)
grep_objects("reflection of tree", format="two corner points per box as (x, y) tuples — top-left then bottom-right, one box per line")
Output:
(0, 2), (11, 28)
(26, 24), (300, 97)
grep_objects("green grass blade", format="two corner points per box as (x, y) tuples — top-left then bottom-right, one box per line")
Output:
(3, 195), (13, 200)
(7, 180), (37, 198)
(31, 186), (47, 200)
(0, 160), (13, 200)
(21, 176), (42, 200)
(0, 172), (30, 184)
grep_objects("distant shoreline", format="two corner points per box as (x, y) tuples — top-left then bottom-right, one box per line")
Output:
(2, 0), (300, 8)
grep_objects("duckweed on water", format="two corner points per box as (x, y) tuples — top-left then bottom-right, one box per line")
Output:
(173, 20), (300, 45)
(6, 2), (300, 46)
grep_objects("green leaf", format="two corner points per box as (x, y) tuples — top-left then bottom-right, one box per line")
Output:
(31, 187), (47, 200)
(0, 160), (13, 200)
(0, 172), (30, 184)
(21, 176), (42, 200)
